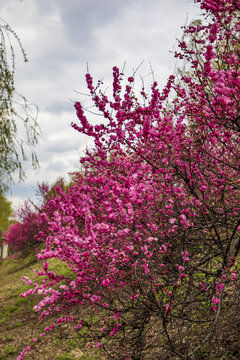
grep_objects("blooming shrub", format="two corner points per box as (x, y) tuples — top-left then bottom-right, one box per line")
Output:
(17, 0), (240, 359)
(4, 180), (68, 253)
(4, 202), (41, 252)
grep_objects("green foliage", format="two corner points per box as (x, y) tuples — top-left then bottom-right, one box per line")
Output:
(0, 19), (39, 192)
(0, 192), (12, 236)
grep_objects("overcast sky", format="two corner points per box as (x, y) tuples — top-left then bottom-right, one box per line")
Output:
(1, 0), (201, 209)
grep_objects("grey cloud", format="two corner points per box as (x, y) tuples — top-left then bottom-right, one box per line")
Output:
(45, 160), (67, 172)
(8, 183), (37, 199)
(42, 137), (82, 154)
(56, 0), (135, 41)
(43, 100), (75, 114)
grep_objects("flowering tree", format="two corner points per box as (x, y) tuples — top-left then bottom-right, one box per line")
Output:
(4, 180), (70, 253)
(4, 202), (41, 253)
(17, 0), (240, 359)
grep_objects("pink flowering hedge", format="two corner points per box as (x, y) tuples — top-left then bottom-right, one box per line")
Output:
(4, 180), (68, 253)
(17, 0), (240, 359)
(4, 202), (41, 252)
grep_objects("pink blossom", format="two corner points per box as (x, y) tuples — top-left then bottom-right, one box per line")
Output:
(212, 297), (220, 305)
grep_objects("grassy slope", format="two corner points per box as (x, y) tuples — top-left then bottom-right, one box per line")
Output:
(1, 252), (240, 360)
(0, 252), (100, 360)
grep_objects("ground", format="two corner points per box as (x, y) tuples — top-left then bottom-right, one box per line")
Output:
(0, 252), (101, 360)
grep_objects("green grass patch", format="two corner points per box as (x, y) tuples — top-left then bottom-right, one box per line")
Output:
(47, 258), (75, 278)
(56, 355), (75, 360)
(0, 345), (18, 359)
(8, 321), (23, 330)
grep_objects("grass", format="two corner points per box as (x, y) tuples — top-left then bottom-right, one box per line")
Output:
(0, 252), (101, 360)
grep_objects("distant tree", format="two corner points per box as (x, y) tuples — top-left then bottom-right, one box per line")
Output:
(4, 178), (71, 253)
(4, 201), (40, 252)
(0, 19), (39, 193)
(36, 177), (70, 202)
(0, 191), (12, 237)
